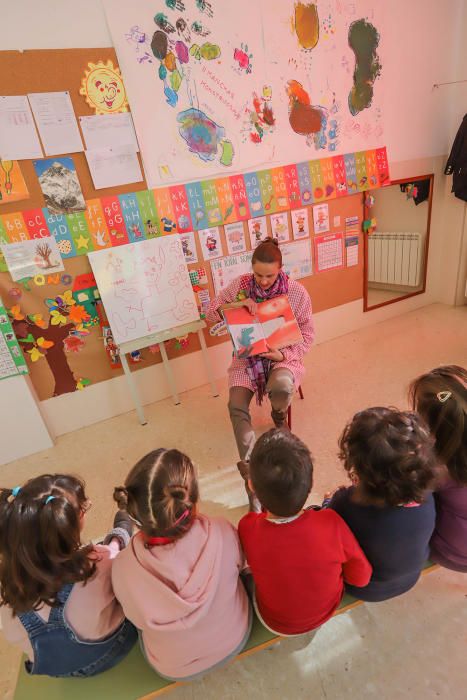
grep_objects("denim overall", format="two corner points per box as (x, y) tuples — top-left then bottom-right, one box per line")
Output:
(17, 584), (138, 677)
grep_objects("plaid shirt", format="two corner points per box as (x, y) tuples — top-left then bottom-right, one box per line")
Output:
(206, 274), (315, 391)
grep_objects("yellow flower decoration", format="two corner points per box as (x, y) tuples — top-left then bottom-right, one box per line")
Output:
(50, 310), (67, 326)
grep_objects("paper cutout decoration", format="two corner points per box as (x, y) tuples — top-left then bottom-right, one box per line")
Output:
(8, 294), (91, 397)
(33, 157), (86, 215)
(1, 236), (64, 281)
(79, 60), (128, 115)
(0, 160), (29, 205)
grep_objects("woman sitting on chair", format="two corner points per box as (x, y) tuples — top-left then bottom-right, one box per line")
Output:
(206, 239), (314, 509)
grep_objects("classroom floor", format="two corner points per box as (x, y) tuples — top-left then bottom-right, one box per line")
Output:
(1, 302), (467, 700)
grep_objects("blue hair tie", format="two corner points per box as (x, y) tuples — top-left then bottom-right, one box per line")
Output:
(12, 486), (21, 497)
(45, 495), (56, 504)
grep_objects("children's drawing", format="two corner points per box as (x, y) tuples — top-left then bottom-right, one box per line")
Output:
(0, 160), (29, 205)
(1, 237), (64, 282)
(243, 86), (275, 145)
(347, 19), (382, 116)
(88, 237), (199, 345)
(293, 2), (320, 51)
(33, 157), (86, 215)
(103, 0), (269, 185)
(79, 61), (129, 114)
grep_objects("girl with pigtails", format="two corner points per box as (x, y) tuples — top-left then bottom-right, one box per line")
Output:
(111, 448), (252, 681)
(0, 474), (137, 677)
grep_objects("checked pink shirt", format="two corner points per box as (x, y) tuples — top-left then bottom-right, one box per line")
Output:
(206, 274), (315, 392)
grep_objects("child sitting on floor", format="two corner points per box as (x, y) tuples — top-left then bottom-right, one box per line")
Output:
(0, 474), (137, 677)
(410, 365), (467, 572)
(238, 429), (372, 636)
(111, 448), (251, 681)
(328, 407), (437, 601)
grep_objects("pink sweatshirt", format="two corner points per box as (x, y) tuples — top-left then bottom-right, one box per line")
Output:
(1, 542), (125, 661)
(112, 515), (250, 679)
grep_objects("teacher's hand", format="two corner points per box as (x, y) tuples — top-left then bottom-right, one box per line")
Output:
(242, 298), (257, 315)
(260, 346), (285, 362)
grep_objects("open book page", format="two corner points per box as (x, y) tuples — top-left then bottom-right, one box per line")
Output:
(222, 295), (303, 358)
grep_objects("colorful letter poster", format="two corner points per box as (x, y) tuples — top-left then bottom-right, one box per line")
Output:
(291, 208), (310, 240)
(314, 233), (344, 273)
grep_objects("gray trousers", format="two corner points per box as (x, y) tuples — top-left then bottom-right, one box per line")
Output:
(228, 368), (295, 461)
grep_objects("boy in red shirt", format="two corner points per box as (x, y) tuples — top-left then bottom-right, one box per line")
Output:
(238, 429), (372, 635)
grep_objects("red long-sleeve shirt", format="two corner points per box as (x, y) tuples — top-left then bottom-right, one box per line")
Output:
(238, 509), (372, 635)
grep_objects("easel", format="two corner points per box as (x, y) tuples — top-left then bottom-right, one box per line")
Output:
(118, 319), (219, 425)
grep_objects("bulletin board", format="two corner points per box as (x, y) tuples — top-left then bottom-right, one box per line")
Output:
(0, 48), (365, 403)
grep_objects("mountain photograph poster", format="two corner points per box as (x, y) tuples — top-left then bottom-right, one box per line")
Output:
(33, 157), (86, 215)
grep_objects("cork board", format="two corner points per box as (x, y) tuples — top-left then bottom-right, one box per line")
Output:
(0, 48), (364, 402)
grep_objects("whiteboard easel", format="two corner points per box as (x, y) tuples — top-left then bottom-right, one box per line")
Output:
(118, 319), (219, 425)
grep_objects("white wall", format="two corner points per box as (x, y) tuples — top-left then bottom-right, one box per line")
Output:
(1, 1), (466, 446)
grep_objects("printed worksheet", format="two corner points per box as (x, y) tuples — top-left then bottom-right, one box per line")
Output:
(314, 233), (344, 272)
(79, 113), (139, 151)
(0, 96), (43, 160)
(28, 91), (83, 155)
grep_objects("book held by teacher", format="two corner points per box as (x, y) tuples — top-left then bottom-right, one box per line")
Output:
(222, 295), (303, 358)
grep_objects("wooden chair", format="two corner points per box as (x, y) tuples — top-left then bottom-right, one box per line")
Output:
(287, 385), (304, 430)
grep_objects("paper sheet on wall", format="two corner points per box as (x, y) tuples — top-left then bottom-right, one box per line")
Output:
(345, 234), (359, 267)
(211, 251), (253, 295)
(88, 237), (199, 345)
(85, 145), (143, 189)
(280, 239), (312, 279)
(79, 113), (139, 151)
(0, 95), (43, 160)
(28, 92), (83, 156)
(1, 236), (64, 281)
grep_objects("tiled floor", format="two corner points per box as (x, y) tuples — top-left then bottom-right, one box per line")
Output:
(1, 302), (466, 699)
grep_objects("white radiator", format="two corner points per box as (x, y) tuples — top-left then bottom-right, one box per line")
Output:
(368, 232), (423, 287)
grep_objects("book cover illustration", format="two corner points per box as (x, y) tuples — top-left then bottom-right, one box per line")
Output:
(222, 295), (303, 358)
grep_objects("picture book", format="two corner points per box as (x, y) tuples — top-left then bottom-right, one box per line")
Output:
(222, 295), (303, 358)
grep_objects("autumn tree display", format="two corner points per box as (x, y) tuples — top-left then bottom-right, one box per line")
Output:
(8, 290), (91, 397)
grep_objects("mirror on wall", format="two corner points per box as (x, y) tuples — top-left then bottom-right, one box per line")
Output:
(363, 174), (434, 311)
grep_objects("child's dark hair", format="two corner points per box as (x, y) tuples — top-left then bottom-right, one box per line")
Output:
(0, 475), (95, 614)
(409, 365), (467, 484)
(252, 238), (282, 266)
(339, 407), (437, 506)
(114, 449), (199, 540)
(249, 429), (313, 516)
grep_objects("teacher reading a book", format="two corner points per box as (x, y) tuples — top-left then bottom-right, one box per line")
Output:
(206, 239), (314, 510)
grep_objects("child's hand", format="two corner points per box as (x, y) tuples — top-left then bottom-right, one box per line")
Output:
(242, 298), (257, 315)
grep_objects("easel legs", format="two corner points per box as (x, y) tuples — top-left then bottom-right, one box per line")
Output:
(159, 341), (180, 405)
(198, 329), (219, 398)
(120, 352), (147, 426)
